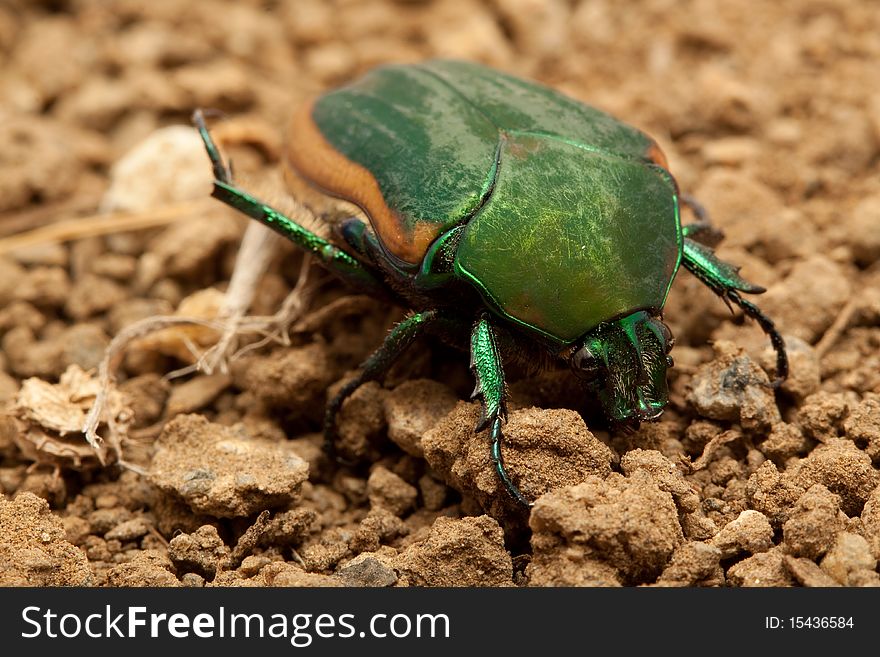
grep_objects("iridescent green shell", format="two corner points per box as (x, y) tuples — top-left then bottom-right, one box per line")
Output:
(287, 59), (682, 345)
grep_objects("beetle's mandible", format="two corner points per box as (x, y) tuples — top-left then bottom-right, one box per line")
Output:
(194, 60), (788, 507)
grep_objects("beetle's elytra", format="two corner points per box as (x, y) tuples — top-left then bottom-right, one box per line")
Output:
(194, 60), (788, 507)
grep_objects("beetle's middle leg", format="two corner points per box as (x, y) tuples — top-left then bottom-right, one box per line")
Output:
(470, 313), (531, 507)
(193, 110), (387, 295)
(681, 237), (789, 385)
(324, 310), (442, 462)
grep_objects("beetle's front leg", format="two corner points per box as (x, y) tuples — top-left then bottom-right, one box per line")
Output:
(324, 310), (440, 462)
(470, 313), (531, 507)
(681, 237), (789, 385)
(193, 111), (387, 296)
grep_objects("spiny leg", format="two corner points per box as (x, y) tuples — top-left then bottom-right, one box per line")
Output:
(324, 310), (440, 462)
(471, 313), (530, 507)
(681, 236), (789, 385)
(727, 290), (788, 384)
(192, 110), (386, 295)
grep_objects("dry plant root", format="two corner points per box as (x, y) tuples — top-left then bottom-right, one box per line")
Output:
(83, 248), (317, 460)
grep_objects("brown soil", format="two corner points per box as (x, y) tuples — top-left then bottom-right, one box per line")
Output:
(1, 0), (879, 587)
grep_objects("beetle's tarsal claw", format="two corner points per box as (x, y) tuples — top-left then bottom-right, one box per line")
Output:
(726, 290), (789, 385)
(722, 296), (735, 314)
(474, 411), (489, 433)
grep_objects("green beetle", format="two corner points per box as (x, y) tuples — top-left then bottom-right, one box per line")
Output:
(194, 60), (787, 506)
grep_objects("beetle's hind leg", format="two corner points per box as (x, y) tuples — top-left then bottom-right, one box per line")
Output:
(192, 111), (387, 295)
(471, 313), (531, 508)
(681, 237), (789, 385)
(680, 195), (724, 247)
(324, 310), (441, 463)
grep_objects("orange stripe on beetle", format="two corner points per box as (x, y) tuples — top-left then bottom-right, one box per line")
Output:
(285, 99), (436, 265)
(645, 141), (670, 170)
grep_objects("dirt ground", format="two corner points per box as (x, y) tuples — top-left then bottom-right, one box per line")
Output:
(1, 0), (879, 588)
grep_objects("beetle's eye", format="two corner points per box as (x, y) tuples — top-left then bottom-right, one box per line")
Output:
(573, 346), (602, 378)
(666, 355), (674, 368)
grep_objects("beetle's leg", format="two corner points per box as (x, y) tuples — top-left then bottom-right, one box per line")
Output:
(193, 109), (234, 184)
(680, 194), (710, 225)
(682, 237), (789, 385)
(470, 313), (530, 507)
(324, 310), (440, 462)
(193, 111), (387, 295)
(680, 195), (724, 247)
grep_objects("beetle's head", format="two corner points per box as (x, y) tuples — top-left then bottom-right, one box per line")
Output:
(570, 310), (674, 424)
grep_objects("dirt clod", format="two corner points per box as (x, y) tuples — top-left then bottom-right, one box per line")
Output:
(687, 341), (780, 431)
(526, 553), (622, 587)
(367, 465), (418, 516)
(65, 274), (128, 321)
(760, 256), (852, 344)
(102, 126), (214, 213)
(782, 484), (846, 560)
(529, 472), (683, 585)
(335, 554), (399, 587)
(707, 510), (773, 559)
(383, 379), (459, 457)
(332, 381), (388, 462)
(166, 374), (231, 417)
(796, 392), (850, 442)
(0, 492), (92, 586)
(790, 439), (879, 517)
(620, 449), (700, 513)
(107, 550), (179, 587)
(844, 398), (880, 463)
(819, 532), (879, 586)
(249, 562), (342, 588)
(168, 525), (231, 580)
(232, 343), (337, 417)
(393, 515), (513, 587)
(783, 556), (840, 587)
(424, 403), (614, 518)
(726, 547), (794, 587)
(759, 423), (809, 464)
(104, 516), (153, 542)
(351, 508), (407, 554)
(258, 508), (316, 548)
(745, 461), (805, 528)
(149, 414), (309, 517)
(655, 542), (724, 587)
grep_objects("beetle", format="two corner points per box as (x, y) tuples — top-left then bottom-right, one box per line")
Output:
(194, 60), (787, 507)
